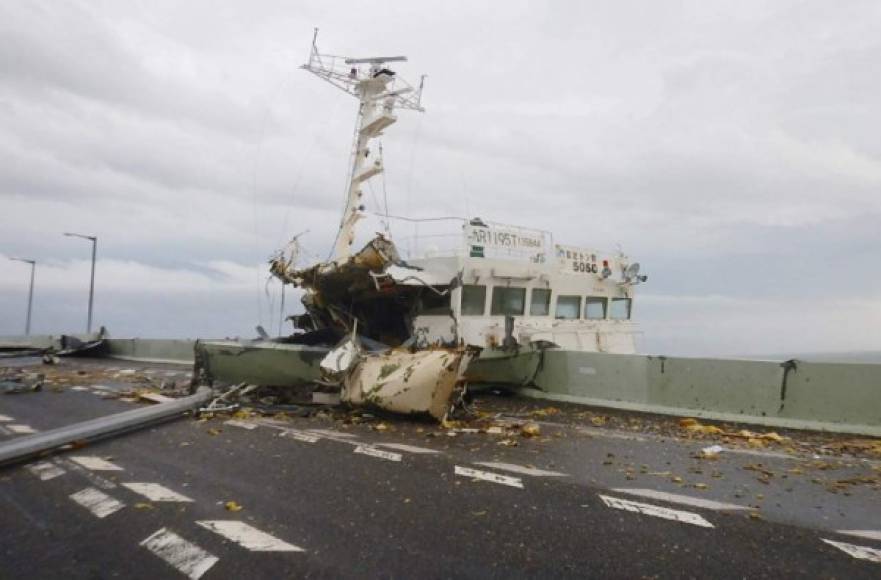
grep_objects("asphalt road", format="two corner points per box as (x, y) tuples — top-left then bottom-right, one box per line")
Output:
(1, 359), (880, 579)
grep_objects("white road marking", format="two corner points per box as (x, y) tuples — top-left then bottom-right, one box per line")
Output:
(599, 494), (714, 528)
(376, 443), (440, 454)
(28, 461), (66, 481)
(454, 465), (524, 489)
(224, 419), (258, 430)
(839, 530), (881, 542)
(69, 456), (124, 471)
(0, 425), (11, 435)
(123, 482), (194, 502)
(55, 458), (117, 489)
(140, 528), (219, 580)
(306, 429), (357, 438)
(71, 386), (89, 391)
(474, 462), (567, 477)
(69, 487), (125, 518)
(281, 429), (320, 443)
(611, 488), (747, 511)
(0, 414), (12, 421)
(8, 424), (37, 434)
(822, 539), (881, 563)
(196, 520), (305, 552)
(354, 445), (402, 462)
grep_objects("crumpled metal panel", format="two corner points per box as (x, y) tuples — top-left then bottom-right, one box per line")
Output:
(342, 348), (474, 420)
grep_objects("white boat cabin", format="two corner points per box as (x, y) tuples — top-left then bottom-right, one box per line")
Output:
(396, 219), (645, 354)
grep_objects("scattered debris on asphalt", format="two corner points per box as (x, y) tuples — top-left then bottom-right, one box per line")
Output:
(0, 369), (44, 394)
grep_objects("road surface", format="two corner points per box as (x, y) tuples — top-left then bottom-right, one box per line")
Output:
(1, 358), (880, 578)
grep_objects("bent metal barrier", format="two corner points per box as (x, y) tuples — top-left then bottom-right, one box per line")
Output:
(522, 351), (881, 437)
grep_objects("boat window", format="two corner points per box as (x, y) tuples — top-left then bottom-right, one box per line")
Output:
(530, 288), (551, 316)
(417, 286), (451, 315)
(491, 286), (526, 316)
(555, 295), (581, 320)
(610, 297), (632, 320)
(460, 285), (487, 316)
(585, 296), (607, 320)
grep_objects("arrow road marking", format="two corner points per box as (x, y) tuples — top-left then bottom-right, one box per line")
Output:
(474, 462), (567, 477)
(838, 530), (881, 542)
(822, 539), (881, 563)
(354, 445), (402, 462)
(611, 488), (747, 511)
(599, 494), (714, 528)
(454, 465), (524, 489)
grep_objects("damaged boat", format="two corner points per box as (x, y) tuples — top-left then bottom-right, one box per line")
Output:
(196, 31), (647, 420)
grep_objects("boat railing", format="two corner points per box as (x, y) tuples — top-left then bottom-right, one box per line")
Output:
(379, 213), (553, 262)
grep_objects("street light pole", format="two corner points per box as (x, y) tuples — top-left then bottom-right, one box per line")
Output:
(9, 258), (36, 335)
(63, 233), (97, 334)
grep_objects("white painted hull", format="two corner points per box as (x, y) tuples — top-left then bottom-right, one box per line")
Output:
(342, 348), (474, 420)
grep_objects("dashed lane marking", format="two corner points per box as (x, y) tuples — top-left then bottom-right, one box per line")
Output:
(28, 461), (66, 481)
(69, 487), (125, 519)
(839, 530), (881, 542)
(354, 445), (402, 462)
(474, 462), (567, 477)
(0, 425), (11, 435)
(454, 465), (524, 489)
(376, 443), (440, 454)
(281, 429), (320, 443)
(8, 424), (37, 434)
(822, 539), (881, 563)
(141, 528), (219, 580)
(0, 414), (12, 421)
(69, 456), (124, 471)
(123, 482), (194, 502)
(55, 458), (117, 489)
(598, 494), (714, 528)
(224, 420), (258, 430)
(305, 429), (357, 439)
(196, 520), (305, 552)
(611, 488), (747, 511)
(71, 386), (89, 391)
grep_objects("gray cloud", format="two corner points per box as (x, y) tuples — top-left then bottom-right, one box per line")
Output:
(1, 0), (879, 355)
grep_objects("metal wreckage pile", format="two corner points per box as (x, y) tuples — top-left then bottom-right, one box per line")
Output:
(195, 234), (478, 422)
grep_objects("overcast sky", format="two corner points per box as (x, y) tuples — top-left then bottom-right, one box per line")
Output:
(1, 1), (879, 356)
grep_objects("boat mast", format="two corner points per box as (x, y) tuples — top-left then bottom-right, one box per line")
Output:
(301, 29), (425, 262)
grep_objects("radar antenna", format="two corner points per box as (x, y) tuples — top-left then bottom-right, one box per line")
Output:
(301, 28), (426, 262)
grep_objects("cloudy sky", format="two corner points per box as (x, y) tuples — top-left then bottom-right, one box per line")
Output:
(1, 1), (879, 356)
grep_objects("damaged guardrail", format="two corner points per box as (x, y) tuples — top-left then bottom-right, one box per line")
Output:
(0, 386), (213, 467)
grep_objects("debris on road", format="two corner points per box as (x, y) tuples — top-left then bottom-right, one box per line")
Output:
(0, 369), (44, 394)
(698, 445), (725, 460)
(224, 501), (243, 512)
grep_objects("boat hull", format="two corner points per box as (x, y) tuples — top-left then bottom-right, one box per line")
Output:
(342, 348), (474, 420)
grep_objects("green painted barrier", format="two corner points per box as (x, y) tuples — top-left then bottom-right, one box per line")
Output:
(521, 350), (881, 437)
